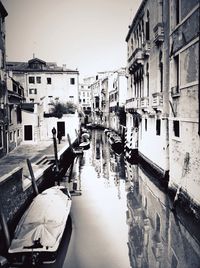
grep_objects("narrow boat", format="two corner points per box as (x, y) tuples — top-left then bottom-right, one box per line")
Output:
(8, 186), (72, 266)
(79, 140), (90, 150)
(107, 132), (123, 155)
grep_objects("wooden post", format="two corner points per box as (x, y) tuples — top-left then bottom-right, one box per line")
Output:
(52, 127), (60, 185)
(0, 195), (10, 250)
(75, 129), (80, 144)
(27, 158), (39, 196)
(67, 133), (72, 148)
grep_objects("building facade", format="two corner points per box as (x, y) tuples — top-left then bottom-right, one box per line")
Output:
(109, 68), (127, 135)
(125, 0), (170, 179)
(6, 58), (79, 113)
(168, 0), (200, 213)
(78, 77), (94, 125)
(7, 74), (25, 151)
(0, 1), (8, 158)
(6, 58), (80, 142)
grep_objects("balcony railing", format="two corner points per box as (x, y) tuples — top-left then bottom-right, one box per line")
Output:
(152, 92), (163, 107)
(153, 23), (164, 45)
(128, 48), (144, 72)
(125, 98), (139, 111)
(140, 97), (149, 108)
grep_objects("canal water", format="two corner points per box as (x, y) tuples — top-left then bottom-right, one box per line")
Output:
(43, 129), (200, 268)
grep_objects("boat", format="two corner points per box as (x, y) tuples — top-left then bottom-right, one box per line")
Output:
(78, 132), (91, 150)
(107, 131), (123, 155)
(8, 186), (72, 266)
(79, 140), (90, 150)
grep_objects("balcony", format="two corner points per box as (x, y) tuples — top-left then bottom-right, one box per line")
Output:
(128, 48), (144, 73)
(125, 98), (139, 112)
(152, 92), (163, 108)
(140, 97), (149, 108)
(171, 86), (180, 98)
(153, 23), (164, 45)
(142, 41), (151, 57)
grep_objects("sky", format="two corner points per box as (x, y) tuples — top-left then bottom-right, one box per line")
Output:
(2, 0), (142, 79)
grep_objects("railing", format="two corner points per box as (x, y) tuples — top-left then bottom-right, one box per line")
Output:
(153, 23), (164, 45)
(140, 97), (149, 108)
(125, 98), (139, 110)
(152, 92), (163, 107)
(128, 48), (144, 65)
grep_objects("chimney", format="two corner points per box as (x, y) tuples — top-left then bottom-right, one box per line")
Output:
(63, 64), (66, 71)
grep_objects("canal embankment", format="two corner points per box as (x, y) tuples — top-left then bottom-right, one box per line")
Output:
(0, 135), (78, 258)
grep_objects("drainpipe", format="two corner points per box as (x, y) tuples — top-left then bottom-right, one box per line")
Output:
(0, 195), (10, 250)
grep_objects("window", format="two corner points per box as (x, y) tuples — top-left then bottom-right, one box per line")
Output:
(0, 126), (3, 148)
(156, 214), (161, 232)
(17, 129), (20, 137)
(36, 76), (41, 83)
(159, 51), (163, 92)
(146, 63), (149, 97)
(146, 10), (150, 41)
(29, 88), (37, 94)
(30, 98), (34, 102)
(47, 77), (51, 84)
(145, 119), (147, 131)
(10, 132), (13, 141)
(175, 0), (180, 25)
(70, 78), (75, 85)
(174, 54), (179, 88)
(173, 120), (180, 137)
(156, 119), (161, 135)
(29, 76), (35, 84)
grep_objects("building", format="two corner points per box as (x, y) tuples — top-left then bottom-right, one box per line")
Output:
(109, 68), (127, 135)
(90, 72), (112, 126)
(78, 77), (94, 125)
(125, 0), (170, 180)
(0, 1), (8, 158)
(168, 0), (200, 214)
(6, 58), (80, 142)
(6, 58), (79, 113)
(6, 73), (25, 151)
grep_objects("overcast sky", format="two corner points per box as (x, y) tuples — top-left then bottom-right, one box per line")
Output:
(2, 0), (142, 79)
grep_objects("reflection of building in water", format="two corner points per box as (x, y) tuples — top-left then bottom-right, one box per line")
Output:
(125, 162), (200, 268)
(91, 130), (126, 196)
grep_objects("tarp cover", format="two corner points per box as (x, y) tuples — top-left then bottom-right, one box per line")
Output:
(9, 186), (71, 252)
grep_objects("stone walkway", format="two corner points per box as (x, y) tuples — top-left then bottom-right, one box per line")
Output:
(0, 137), (71, 182)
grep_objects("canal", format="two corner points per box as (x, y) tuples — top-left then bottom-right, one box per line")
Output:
(42, 129), (200, 268)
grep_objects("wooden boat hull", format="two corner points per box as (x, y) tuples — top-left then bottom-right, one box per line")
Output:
(8, 186), (72, 265)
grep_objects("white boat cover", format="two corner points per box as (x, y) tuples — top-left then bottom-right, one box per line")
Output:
(9, 186), (71, 253)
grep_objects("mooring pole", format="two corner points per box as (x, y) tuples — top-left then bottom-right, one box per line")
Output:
(27, 158), (39, 196)
(0, 195), (10, 250)
(52, 127), (60, 185)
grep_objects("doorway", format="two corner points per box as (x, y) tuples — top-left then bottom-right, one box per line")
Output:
(57, 121), (65, 137)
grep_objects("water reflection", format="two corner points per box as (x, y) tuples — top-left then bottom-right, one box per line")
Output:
(88, 130), (200, 268)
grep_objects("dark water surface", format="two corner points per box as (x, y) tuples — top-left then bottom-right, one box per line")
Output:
(43, 129), (200, 268)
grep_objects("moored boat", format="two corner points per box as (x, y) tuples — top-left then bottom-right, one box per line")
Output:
(8, 186), (72, 266)
(107, 131), (123, 155)
(79, 140), (90, 150)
